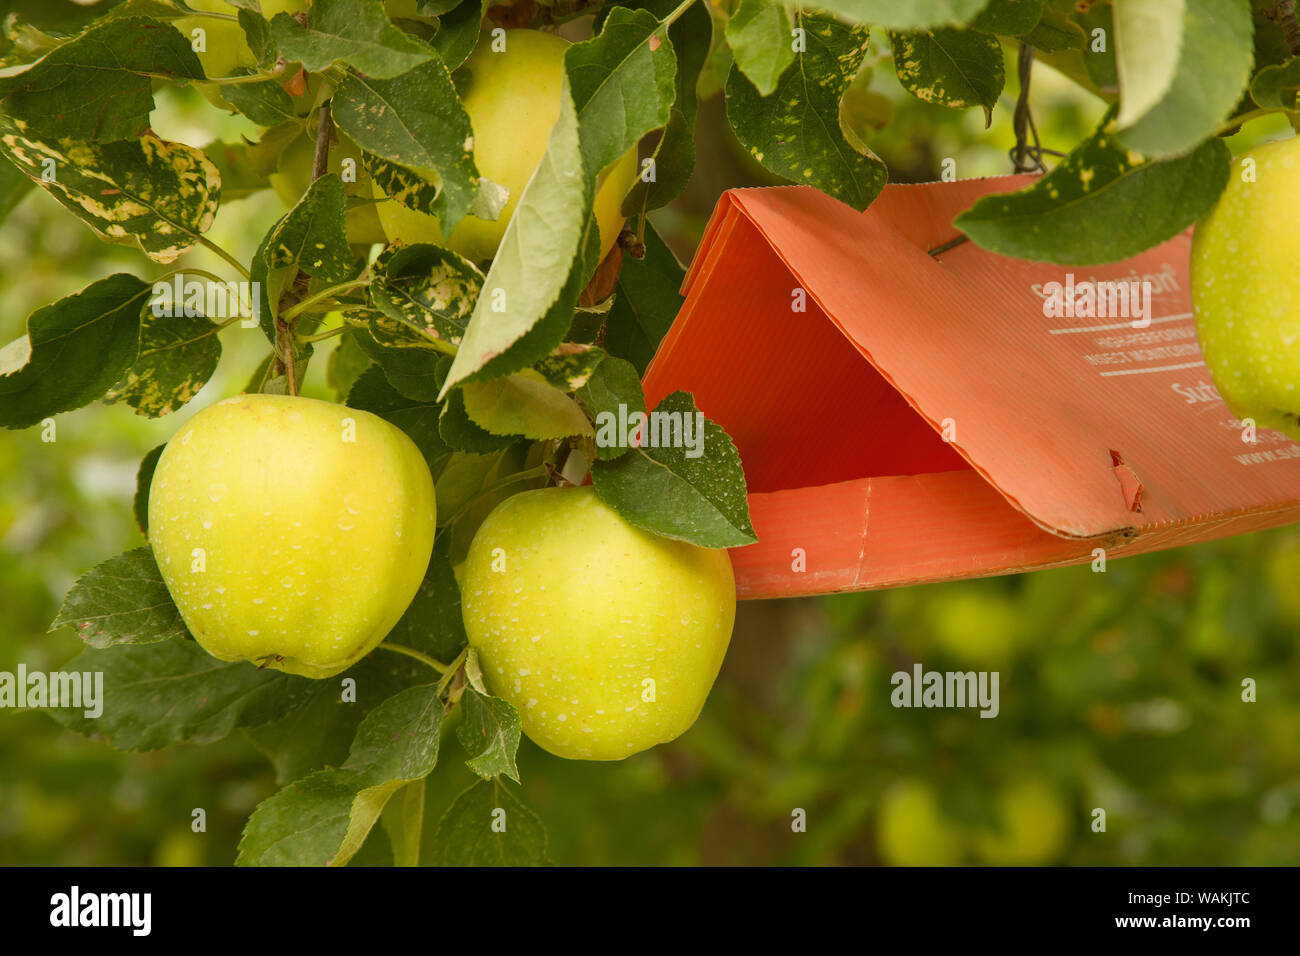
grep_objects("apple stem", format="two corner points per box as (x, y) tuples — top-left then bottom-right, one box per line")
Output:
(378, 642), (451, 675)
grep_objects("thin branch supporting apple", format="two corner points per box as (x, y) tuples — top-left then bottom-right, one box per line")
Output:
(273, 99), (335, 396)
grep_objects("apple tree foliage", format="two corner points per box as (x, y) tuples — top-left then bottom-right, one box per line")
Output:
(0, 0), (1293, 865)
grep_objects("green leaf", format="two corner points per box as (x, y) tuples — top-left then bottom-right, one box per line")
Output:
(1019, 3), (1086, 52)
(954, 108), (1230, 264)
(725, 12), (886, 209)
(251, 173), (353, 340)
(370, 242), (483, 348)
(1112, 0), (1183, 128)
(430, 0), (483, 69)
(971, 0), (1044, 35)
(328, 327), (376, 400)
(133, 444), (164, 537)
(591, 390), (756, 548)
(533, 344), (606, 393)
(237, 7), (278, 70)
(434, 778), (549, 866)
(890, 28), (1005, 124)
(603, 220), (684, 374)
(346, 365), (451, 470)
(334, 58), (478, 232)
(0, 274), (149, 429)
(50, 548), (187, 649)
(805, 0), (988, 30)
(246, 652), (430, 785)
(568, 7), (678, 177)
(0, 123), (221, 264)
(463, 370), (594, 440)
(457, 685), (522, 782)
(727, 0), (795, 97)
(621, 107), (694, 215)
(103, 307), (222, 418)
(576, 355), (646, 461)
(440, 80), (587, 392)
(49, 639), (304, 751)
(439, 388), (517, 452)
(219, 76), (301, 126)
(607, 0), (712, 214)
(238, 683), (442, 866)
(270, 0), (434, 78)
(0, 152), (32, 227)
(0, 17), (203, 142)
(382, 780), (426, 866)
(1113, 0), (1253, 159)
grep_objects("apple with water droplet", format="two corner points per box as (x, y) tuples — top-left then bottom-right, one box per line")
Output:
(148, 394), (436, 678)
(1192, 135), (1300, 439)
(460, 486), (736, 760)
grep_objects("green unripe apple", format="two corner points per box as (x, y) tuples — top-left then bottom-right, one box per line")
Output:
(460, 486), (736, 761)
(148, 394), (436, 679)
(1192, 135), (1300, 440)
(876, 780), (965, 866)
(373, 29), (639, 263)
(972, 778), (1071, 865)
(270, 129), (388, 245)
(176, 0), (307, 79)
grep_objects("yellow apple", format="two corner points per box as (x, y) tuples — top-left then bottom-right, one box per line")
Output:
(876, 780), (965, 866)
(177, 0), (308, 79)
(270, 129), (388, 245)
(1192, 135), (1300, 440)
(460, 486), (736, 760)
(373, 29), (639, 263)
(972, 778), (1071, 865)
(148, 394), (436, 679)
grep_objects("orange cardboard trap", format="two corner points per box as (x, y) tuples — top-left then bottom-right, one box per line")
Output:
(641, 177), (1300, 600)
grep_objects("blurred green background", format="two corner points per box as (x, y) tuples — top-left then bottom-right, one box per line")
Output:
(2, 3), (1299, 866)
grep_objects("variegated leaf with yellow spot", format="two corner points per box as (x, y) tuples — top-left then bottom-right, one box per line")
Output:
(370, 242), (483, 347)
(0, 122), (219, 263)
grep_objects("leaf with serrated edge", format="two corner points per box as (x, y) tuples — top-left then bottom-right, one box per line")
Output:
(238, 684), (441, 866)
(370, 242), (483, 346)
(49, 639), (305, 751)
(457, 687), (522, 782)
(0, 274), (149, 429)
(51, 548), (187, 648)
(104, 309), (221, 418)
(434, 778), (549, 866)
(591, 390), (756, 547)
(726, 0), (795, 97)
(1112, 0), (1252, 159)
(576, 355), (646, 461)
(334, 58), (478, 231)
(0, 124), (219, 263)
(463, 370), (593, 440)
(270, 0), (434, 78)
(953, 107), (1230, 264)
(725, 12), (885, 209)
(891, 29), (1004, 123)
(0, 17), (204, 142)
